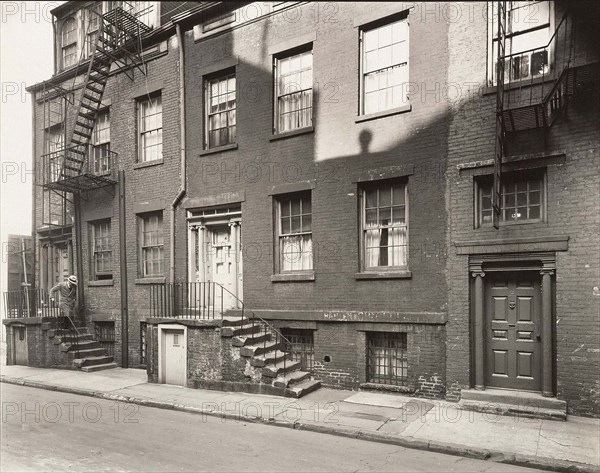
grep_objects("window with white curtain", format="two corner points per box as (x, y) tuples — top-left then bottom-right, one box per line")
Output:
(274, 48), (313, 133)
(138, 94), (162, 162)
(489, 1), (552, 84)
(360, 15), (409, 115)
(361, 181), (408, 270)
(277, 193), (312, 272)
(140, 213), (164, 277)
(91, 220), (112, 280)
(62, 17), (78, 69)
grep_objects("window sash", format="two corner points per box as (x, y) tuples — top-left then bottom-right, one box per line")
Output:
(362, 184), (408, 269)
(275, 50), (313, 133)
(361, 18), (409, 114)
(278, 196), (312, 272)
(139, 96), (163, 162)
(479, 175), (543, 225)
(141, 215), (163, 276)
(206, 74), (236, 148)
(92, 221), (112, 275)
(367, 332), (408, 386)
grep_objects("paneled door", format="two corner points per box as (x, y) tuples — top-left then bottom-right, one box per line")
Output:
(485, 273), (542, 391)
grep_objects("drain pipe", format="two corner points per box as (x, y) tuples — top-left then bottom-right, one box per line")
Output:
(170, 23), (186, 285)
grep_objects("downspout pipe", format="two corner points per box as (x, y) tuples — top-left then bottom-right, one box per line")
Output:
(170, 23), (186, 285)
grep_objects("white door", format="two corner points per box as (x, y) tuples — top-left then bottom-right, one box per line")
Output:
(207, 226), (237, 310)
(162, 329), (186, 386)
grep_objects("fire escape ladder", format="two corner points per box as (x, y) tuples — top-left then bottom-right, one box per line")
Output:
(492, 0), (507, 229)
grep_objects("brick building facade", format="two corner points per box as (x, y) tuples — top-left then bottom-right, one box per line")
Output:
(7, 1), (598, 416)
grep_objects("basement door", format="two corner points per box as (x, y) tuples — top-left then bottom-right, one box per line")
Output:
(161, 328), (186, 386)
(13, 326), (28, 365)
(485, 273), (542, 391)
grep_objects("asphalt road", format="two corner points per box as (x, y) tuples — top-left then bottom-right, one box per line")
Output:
(1, 384), (544, 473)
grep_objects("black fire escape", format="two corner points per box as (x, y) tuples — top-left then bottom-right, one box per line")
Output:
(492, 1), (599, 227)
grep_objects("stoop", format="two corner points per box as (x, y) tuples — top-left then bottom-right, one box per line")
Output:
(458, 388), (567, 420)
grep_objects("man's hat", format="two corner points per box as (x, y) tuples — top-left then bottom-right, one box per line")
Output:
(68, 275), (78, 286)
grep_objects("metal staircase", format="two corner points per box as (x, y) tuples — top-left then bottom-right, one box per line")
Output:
(42, 4), (151, 194)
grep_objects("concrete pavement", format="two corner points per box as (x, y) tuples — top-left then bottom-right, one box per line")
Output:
(1, 364), (598, 473)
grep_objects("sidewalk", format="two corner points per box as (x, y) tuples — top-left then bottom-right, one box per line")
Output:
(1, 364), (598, 473)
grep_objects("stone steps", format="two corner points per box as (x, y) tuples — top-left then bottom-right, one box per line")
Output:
(250, 350), (292, 367)
(240, 340), (282, 358)
(262, 360), (301, 378)
(273, 370), (311, 388)
(81, 362), (118, 372)
(231, 331), (270, 347)
(73, 355), (114, 368)
(285, 378), (321, 398)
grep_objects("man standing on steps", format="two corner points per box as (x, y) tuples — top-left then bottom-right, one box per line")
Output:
(49, 275), (78, 321)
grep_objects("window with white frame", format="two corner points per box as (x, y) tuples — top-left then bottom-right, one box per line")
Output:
(91, 220), (112, 280)
(138, 94), (162, 162)
(360, 14), (409, 115)
(62, 17), (78, 69)
(91, 110), (111, 175)
(274, 48), (313, 133)
(45, 127), (65, 181)
(132, 1), (157, 28)
(489, 1), (552, 85)
(477, 171), (545, 226)
(205, 72), (236, 148)
(276, 193), (312, 272)
(361, 181), (408, 270)
(140, 213), (163, 277)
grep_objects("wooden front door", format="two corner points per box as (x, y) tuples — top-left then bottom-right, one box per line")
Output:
(162, 329), (186, 386)
(485, 273), (542, 391)
(14, 326), (28, 365)
(205, 225), (237, 310)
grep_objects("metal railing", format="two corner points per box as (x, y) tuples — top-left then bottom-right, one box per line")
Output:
(41, 145), (119, 188)
(150, 282), (295, 374)
(500, 11), (574, 110)
(4, 288), (62, 318)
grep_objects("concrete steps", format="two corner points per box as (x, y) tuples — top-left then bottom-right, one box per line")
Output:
(231, 331), (270, 347)
(273, 370), (311, 388)
(73, 355), (114, 368)
(262, 360), (302, 378)
(81, 362), (118, 372)
(285, 378), (321, 398)
(240, 340), (282, 358)
(250, 350), (292, 367)
(458, 389), (567, 420)
(221, 322), (261, 338)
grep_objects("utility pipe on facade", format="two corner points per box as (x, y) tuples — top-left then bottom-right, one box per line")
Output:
(170, 23), (186, 285)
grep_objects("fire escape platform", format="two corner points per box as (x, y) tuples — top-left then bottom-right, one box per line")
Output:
(103, 7), (152, 35)
(43, 173), (117, 194)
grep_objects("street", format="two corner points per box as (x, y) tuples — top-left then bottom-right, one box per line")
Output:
(0, 384), (545, 473)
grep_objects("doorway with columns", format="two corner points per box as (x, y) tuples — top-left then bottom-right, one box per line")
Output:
(470, 253), (555, 397)
(187, 206), (242, 311)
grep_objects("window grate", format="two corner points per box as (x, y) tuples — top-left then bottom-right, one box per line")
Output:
(282, 329), (314, 373)
(367, 332), (408, 386)
(94, 321), (116, 357)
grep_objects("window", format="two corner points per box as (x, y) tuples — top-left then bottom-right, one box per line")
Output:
(140, 322), (147, 365)
(132, 1), (156, 28)
(282, 329), (314, 373)
(274, 48), (313, 133)
(276, 193), (312, 272)
(86, 2), (103, 57)
(62, 17), (78, 69)
(45, 127), (65, 181)
(489, 1), (552, 84)
(361, 181), (408, 270)
(91, 111), (111, 175)
(360, 14), (409, 115)
(367, 332), (408, 386)
(95, 322), (115, 357)
(91, 220), (112, 280)
(140, 213), (164, 276)
(205, 72), (236, 148)
(477, 171), (545, 226)
(138, 94), (162, 162)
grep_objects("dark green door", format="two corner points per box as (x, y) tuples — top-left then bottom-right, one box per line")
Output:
(485, 273), (542, 391)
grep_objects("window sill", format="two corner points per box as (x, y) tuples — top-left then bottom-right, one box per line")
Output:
(134, 159), (164, 170)
(269, 126), (314, 142)
(359, 382), (415, 394)
(88, 280), (114, 287)
(135, 277), (166, 285)
(355, 104), (411, 123)
(199, 143), (238, 156)
(355, 271), (412, 280)
(271, 272), (315, 282)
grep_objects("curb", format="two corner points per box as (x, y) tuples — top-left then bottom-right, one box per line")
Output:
(2, 376), (599, 473)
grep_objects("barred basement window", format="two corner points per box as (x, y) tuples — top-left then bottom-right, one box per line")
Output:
(367, 332), (408, 386)
(282, 329), (314, 373)
(140, 322), (147, 365)
(95, 321), (115, 357)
